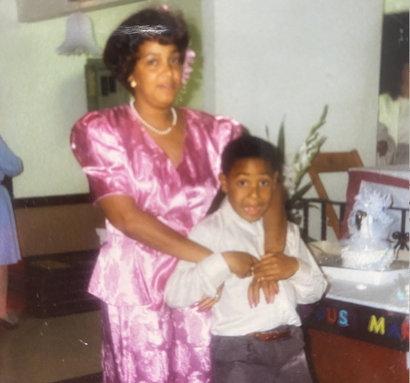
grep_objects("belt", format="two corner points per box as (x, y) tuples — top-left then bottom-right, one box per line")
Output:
(247, 326), (291, 342)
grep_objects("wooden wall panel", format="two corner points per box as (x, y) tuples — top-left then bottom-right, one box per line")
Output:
(14, 203), (105, 257)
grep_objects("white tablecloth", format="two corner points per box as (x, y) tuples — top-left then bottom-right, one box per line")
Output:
(325, 277), (409, 314)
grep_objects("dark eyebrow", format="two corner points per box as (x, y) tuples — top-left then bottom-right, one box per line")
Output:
(141, 52), (160, 58)
(234, 172), (272, 177)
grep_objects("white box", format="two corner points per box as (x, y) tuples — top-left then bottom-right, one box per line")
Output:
(309, 240), (409, 285)
(322, 264), (408, 286)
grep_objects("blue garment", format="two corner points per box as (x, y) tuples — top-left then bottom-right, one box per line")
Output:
(0, 136), (23, 265)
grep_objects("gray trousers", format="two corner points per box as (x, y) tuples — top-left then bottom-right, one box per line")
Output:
(210, 326), (313, 383)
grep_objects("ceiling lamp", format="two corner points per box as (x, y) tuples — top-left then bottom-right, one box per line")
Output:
(57, 12), (102, 56)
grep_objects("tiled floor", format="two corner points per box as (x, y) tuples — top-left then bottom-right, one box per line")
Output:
(0, 310), (102, 383)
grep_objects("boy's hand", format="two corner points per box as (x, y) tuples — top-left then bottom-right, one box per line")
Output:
(222, 251), (258, 278)
(253, 252), (299, 281)
(247, 278), (279, 308)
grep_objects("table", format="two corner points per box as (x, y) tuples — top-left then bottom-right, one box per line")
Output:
(298, 266), (409, 383)
(299, 276), (409, 350)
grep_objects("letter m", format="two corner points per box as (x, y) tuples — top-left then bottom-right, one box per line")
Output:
(368, 315), (385, 335)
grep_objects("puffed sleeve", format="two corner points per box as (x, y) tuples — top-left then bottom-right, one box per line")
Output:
(70, 111), (133, 203)
(204, 113), (243, 182)
(213, 115), (242, 155)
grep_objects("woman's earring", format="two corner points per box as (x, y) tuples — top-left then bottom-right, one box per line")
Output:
(130, 80), (137, 88)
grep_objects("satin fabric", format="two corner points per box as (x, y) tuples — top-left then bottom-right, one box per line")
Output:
(101, 303), (173, 383)
(171, 306), (213, 383)
(71, 106), (241, 382)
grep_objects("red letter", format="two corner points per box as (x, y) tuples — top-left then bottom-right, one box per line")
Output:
(401, 322), (409, 341)
(326, 308), (337, 324)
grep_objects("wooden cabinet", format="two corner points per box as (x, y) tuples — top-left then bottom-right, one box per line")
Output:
(299, 299), (409, 383)
(306, 329), (408, 383)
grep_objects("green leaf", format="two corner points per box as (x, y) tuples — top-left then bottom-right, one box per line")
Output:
(277, 120), (285, 156)
(265, 125), (270, 142)
(320, 104), (329, 121)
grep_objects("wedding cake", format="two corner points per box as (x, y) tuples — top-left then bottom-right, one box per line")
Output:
(341, 187), (396, 271)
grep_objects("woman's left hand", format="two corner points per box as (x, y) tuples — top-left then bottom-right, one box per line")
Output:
(197, 284), (224, 312)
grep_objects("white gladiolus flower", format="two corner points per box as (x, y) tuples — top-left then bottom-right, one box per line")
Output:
(267, 105), (328, 206)
(283, 164), (297, 195)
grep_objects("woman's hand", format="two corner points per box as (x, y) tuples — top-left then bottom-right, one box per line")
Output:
(197, 284), (224, 312)
(222, 251), (258, 278)
(247, 278), (279, 308)
(253, 252), (299, 281)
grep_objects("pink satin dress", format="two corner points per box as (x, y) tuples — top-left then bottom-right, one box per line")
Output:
(71, 105), (241, 383)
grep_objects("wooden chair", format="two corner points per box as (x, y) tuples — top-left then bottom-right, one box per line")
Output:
(308, 150), (363, 238)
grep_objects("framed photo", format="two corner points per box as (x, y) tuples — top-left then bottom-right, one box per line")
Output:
(16, 0), (141, 22)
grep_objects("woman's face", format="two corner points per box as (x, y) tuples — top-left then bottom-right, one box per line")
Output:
(128, 40), (183, 108)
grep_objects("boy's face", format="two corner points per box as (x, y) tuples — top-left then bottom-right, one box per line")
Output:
(219, 158), (278, 222)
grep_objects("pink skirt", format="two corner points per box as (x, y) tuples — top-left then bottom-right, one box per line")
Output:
(171, 306), (213, 383)
(101, 303), (212, 383)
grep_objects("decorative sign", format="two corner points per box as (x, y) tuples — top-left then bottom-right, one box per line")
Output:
(298, 298), (409, 352)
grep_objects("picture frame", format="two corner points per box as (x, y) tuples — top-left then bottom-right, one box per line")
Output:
(16, 0), (142, 22)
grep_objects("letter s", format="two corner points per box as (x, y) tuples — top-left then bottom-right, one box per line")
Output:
(337, 310), (348, 327)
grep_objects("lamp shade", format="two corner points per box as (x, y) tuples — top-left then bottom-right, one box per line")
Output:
(57, 12), (102, 56)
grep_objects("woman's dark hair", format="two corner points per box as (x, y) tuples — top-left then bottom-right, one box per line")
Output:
(221, 135), (284, 176)
(103, 7), (189, 94)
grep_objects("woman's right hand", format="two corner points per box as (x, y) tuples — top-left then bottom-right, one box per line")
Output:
(222, 251), (258, 278)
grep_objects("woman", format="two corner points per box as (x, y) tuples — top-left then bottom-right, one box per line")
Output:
(71, 7), (286, 383)
(0, 135), (23, 329)
(377, 60), (409, 165)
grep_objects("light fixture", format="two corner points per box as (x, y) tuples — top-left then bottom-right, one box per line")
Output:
(57, 12), (102, 56)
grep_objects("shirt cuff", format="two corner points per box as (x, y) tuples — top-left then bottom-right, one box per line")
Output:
(288, 259), (312, 285)
(198, 252), (231, 289)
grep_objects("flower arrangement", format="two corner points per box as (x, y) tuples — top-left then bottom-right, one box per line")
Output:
(267, 105), (328, 222)
(182, 48), (196, 84)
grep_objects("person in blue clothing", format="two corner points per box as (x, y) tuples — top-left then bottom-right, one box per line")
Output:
(0, 135), (23, 329)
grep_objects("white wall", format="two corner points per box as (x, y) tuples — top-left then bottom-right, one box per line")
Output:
(202, 0), (385, 202)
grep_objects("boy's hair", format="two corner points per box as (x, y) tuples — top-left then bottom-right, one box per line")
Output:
(221, 135), (284, 176)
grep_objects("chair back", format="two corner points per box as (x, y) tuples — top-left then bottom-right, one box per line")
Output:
(308, 150), (363, 237)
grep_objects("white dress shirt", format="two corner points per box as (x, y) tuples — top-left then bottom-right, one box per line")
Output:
(165, 199), (327, 336)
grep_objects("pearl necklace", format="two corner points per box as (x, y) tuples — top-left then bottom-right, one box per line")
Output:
(129, 99), (177, 135)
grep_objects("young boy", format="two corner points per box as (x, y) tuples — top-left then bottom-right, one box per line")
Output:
(165, 135), (327, 383)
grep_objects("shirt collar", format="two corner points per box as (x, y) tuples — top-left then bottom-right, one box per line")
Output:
(220, 197), (263, 231)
